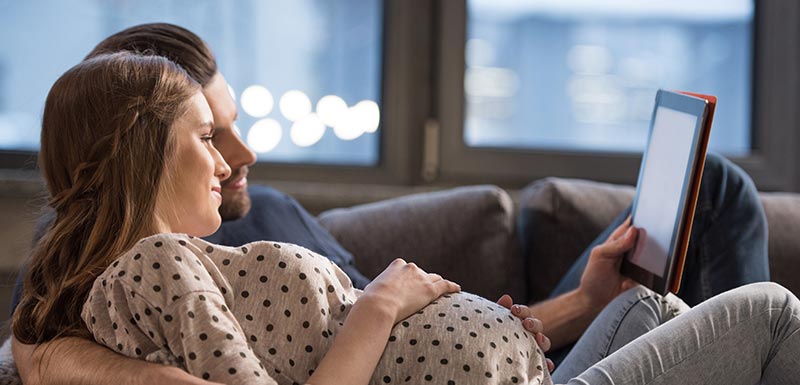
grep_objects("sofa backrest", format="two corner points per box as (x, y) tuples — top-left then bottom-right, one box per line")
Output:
(518, 177), (800, 299)
(318, 185), (526, 302)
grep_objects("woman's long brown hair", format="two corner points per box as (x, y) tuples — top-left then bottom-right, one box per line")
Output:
(12, 52), (199, 344)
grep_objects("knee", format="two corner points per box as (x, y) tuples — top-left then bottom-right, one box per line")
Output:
(702, 153), (761, 212)
(741, 282), (799, 310)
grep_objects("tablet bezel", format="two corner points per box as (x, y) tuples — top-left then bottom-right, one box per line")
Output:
(621, 90), (710, 295)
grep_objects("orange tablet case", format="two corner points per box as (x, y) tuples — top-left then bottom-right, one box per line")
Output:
(669, 91), (716, 293)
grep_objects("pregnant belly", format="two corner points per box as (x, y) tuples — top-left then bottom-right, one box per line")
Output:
(370, 292), (549, 384)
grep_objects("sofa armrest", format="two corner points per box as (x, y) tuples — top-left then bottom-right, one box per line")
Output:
(760, 192), (800, 295)
(317, 185), (525, 301)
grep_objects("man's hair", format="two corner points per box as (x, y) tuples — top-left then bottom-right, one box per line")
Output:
(13, 52), (199, 344)
(86, 23), (218, 87)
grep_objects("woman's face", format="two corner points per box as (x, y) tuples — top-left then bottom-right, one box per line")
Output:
(155, 91), (231, 236)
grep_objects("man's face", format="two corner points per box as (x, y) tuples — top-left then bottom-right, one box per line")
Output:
(202, 73), (257, 221)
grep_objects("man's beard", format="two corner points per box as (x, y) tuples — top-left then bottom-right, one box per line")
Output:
(219, 167), (252, 221)
(219, 187), (251, 221)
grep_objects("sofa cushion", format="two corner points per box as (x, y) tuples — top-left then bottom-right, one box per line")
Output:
(517, 178), (634, 302)
(318, 185), (525, 302)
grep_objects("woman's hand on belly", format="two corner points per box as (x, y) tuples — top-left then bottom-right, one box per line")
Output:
(360, 258), (461, 324)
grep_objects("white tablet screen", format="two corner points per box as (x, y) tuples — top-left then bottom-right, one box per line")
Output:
(629, 106), (698, 276)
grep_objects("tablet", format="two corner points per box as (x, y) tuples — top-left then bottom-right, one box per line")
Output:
(621, 89), (715, 295)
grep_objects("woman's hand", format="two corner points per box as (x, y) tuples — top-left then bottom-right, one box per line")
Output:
(579, 217), (640, 311)
(497, 295), (555, 372)
(361, 258), (461, 324)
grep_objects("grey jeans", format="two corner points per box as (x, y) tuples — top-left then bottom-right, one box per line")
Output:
(552, 282), (800, 385)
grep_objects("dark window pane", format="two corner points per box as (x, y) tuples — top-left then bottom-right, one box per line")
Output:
(0, 0), (383, 165)
(465, 0), (753, 155)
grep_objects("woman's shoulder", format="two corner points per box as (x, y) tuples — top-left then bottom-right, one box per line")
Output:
(132, 233), (221, 253)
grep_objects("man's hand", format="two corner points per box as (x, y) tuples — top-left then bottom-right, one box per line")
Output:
(578, 217), (639, 311)
(12, 336), (221, 385)
(497, 295), (555, 372)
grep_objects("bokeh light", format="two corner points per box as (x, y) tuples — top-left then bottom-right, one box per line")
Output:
(290, 113), (326, 147)
(316, 95), (348, 127)
(247, 118), (282, 153)
(354, 100), (381, 133)
(279, 90), (312, 122)
(240, 85), (274, 118)
(333, 107), (365, 141)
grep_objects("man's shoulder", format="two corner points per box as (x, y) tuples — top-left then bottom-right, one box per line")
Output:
(246, 184), (301, 214)
(210, 184), (310, 245)
(247, 184), (289, 202)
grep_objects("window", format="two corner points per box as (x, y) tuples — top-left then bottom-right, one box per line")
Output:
(0, 0), (383, 166)
(464, 0), (753, 155)
(436, 0), (800, 191)
(2, 0), (799, 192)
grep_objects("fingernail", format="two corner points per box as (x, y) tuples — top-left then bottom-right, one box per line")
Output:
(511, 305), (519, 314)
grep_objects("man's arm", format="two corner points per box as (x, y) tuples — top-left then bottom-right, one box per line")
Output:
(527, 220), (639, 349)
(12, 336), (220, 385)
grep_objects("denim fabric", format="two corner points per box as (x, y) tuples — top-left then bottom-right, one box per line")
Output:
(558, 283), (800, 385)
(545, 153), (770, 365)
(551, 286), (689, 382)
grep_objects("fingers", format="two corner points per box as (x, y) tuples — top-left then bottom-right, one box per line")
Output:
(522, 317), (543, 335)
(593, 226), (638, 259)
(510, 303), (535, 320)
(534, 332), (551, 352)
(609, 216), (633, 241)
(546, 358), (555, 373)
(496, 294), (513, 309)
(432, 279), (461, 296)
(621, 278), (639, 291)
(390, 258), (407, 267)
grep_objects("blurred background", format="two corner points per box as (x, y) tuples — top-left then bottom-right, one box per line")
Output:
(0, 0), (798, 320)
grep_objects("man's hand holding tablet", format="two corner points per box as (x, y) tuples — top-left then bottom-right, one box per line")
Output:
(621, 90), (716, 295)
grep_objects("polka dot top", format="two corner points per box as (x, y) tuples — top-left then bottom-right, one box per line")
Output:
(82, 233), (552, 385)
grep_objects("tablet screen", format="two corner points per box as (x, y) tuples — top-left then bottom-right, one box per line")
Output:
(629, 106), (698, 277)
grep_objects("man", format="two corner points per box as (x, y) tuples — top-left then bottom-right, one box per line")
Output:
(11, 23), (769, 385)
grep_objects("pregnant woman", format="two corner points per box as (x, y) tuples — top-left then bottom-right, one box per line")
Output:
(13, 52), (800, 385)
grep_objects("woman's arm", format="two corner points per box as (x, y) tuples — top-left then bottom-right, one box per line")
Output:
(528, 220), (639, 350)
(12, 336), (218, 385)
(307, 258), (461, 385)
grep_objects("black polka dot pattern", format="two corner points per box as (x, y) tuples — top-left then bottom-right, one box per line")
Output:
(82, 233), (551, 385)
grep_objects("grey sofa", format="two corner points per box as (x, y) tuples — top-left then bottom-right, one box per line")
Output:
(0, 178), (797, 384)
(321, 178), (800, 303)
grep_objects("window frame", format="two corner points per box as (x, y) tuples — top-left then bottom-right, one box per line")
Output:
(434, 0), (800, 191)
